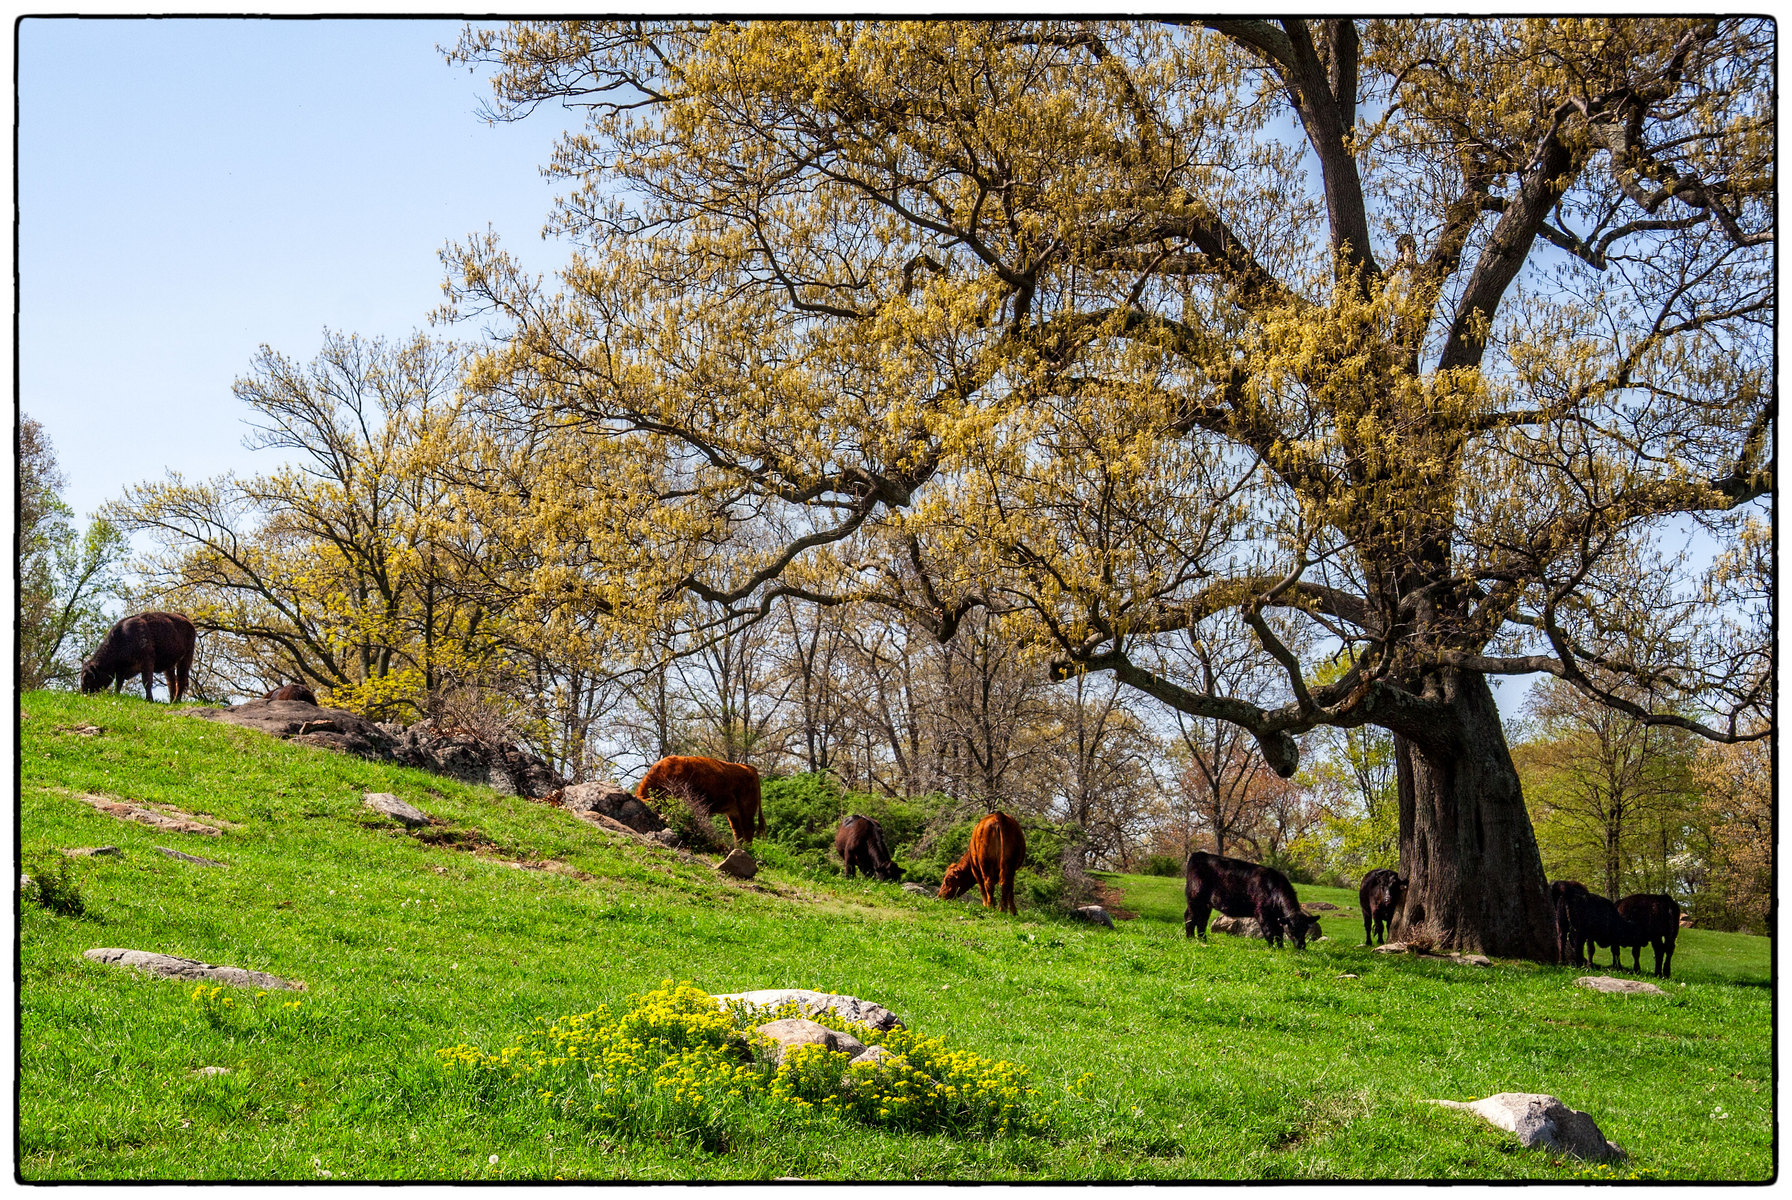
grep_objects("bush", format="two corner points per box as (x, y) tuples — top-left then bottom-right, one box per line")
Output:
(901, 812), (1093, 914)
(20, 847), (86, 917)
(1139, 854), (1185, 877)
(759, 773), (938, 871)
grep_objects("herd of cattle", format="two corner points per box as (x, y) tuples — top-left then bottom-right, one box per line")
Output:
(78, 612), (1685, 975)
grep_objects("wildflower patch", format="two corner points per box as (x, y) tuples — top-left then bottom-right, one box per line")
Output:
(438, 981), (1056, 1141)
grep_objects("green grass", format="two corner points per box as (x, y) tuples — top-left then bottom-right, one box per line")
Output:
(18, 691), (1773, 1180)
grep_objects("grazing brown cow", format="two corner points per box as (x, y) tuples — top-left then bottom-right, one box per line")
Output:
(635, 755), (766, 848)
(939, 811), (1026, 914)
(264, 683), (318, 705)
(79, 612), (196, 702)
(1615, 893), (1682, 978)
(835, 814), (901, 881)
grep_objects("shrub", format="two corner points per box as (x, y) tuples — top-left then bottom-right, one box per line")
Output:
(1139, 853), (1185, 878)
(20, 847), (86, 917)
(759, 773), (937, 870)
(438, 982), (1056, 1142)
(642, 780), (734, 853)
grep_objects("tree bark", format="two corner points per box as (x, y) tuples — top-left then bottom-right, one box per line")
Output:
(1394, 669), (1554, 958)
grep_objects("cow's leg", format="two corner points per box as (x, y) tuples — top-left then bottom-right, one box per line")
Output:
(1661, 939), (1674, 979)
(163, 668), (178, 703)
(1184, 901), (1210, 941)
(978, 873), (995, 909)
(142, 670), (156, 701)
(1000, 873), (1016, 915)
(1363, 908), (1374, 947)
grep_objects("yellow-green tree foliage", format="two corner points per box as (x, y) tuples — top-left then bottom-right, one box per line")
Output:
(114, 332), (506, 718)
(443, 20), (1770, 955)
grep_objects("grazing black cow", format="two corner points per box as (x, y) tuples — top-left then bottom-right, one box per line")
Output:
(835, 814), (901, 881)
(79, 612), (197, 702)
(1551, 880), (1591, 965)
(1615, 893), (1682, 978)
(264, 683), (318, 705)
(1184, 850), (1320, 949)
(1559, 887), (1642, 970)
(1359, 868), (1407, 946)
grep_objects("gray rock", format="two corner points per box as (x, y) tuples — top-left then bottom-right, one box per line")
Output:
(715, 849), (758, 879)
(1576, 975), (1666, 995)
(363, 793), (431, 828)
(1431, 1093), (1624, 1160)
(901, 882), (933, 897)
(63, 846), (123, 858)
(562, 782), (668, 835)
(83, 948), (302, 991)
(192, 1066), (233, 1076)
(716, 988), (906, 1032)
(1373, 941), (1409, 954)
(754, 1017), (866, 1063)
(1302, 901), (1341, 912)
(155, 846), (225, 867)
(1073, 905), (1115, 928)
(847, 1044), (898, 1068)
(1209, 914), (1264, 938)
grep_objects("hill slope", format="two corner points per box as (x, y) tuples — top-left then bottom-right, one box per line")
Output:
(17, 692), (1773, 1180)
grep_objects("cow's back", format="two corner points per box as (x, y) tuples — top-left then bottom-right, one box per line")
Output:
(637, 755), (762, 832)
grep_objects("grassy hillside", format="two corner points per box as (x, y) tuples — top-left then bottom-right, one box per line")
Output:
(18, 692), (1773, 1181)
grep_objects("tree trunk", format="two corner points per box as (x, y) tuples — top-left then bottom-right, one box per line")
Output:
(1395, 669), (1554, 958)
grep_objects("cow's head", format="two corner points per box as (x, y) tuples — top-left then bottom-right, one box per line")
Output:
(877, 860), (905, 883)
(1288, 911), (1323, 950)
(1389, 874), (1409, 908)
(938, 862), (974, 899)
(78, 660), (110, 694)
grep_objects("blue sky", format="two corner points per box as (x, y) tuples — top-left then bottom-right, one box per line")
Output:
(19, 17), (572, 520)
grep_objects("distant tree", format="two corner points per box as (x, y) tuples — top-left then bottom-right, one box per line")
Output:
(18, 416), (125, 689)
(1688, 737), (1771, 932)
(1514, 678), (1700, 899)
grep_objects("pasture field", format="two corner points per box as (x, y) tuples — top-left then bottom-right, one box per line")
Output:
(16, 691), (1774, 1181)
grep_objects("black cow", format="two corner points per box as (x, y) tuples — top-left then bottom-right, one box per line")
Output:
(1184, 850), (1320, 949)
(79, 612), (197, 702)
(264, 683), (318, 705)
(835, 814), (901, 881)
(1615, 893), (1682, 978)
(1560, 886), (1642, 970)
(1551, 880), (1591, 965)
(1359, 868), (1407, 946)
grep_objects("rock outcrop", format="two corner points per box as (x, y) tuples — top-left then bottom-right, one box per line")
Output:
(1431, 1093), (1624, 1160)
(715, 849), (758, 879)
(83, 948), (302, 990)
(189, 700), (567, 798)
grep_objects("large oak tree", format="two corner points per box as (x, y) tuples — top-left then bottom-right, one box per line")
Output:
(446, 19), (1772, 956)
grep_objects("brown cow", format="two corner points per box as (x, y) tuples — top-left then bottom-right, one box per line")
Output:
(264, 683), (318, 705)
(635, 755), (766, 849)
(79, 612), (196, 702)
(939, 812), (1026, 915)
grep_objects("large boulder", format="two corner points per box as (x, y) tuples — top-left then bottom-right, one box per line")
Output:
(1431, 1093), (1624, 1160)
(1209, 914), (1264, 938)
(715, 989), (905, 1032)
(754, 1017), (867, 1063)
(561, 781), (667, 835)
